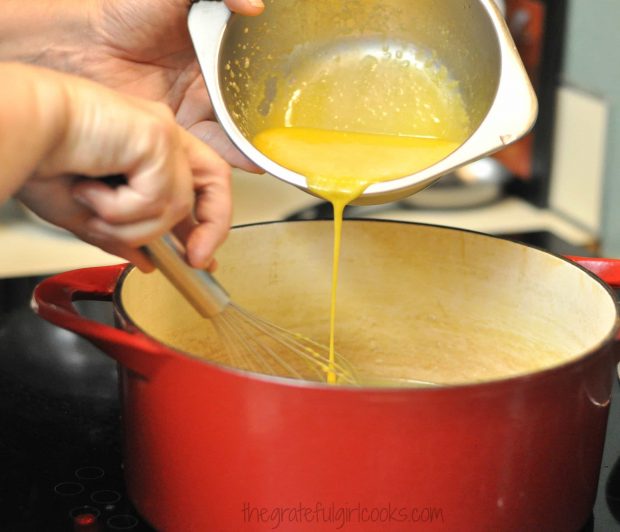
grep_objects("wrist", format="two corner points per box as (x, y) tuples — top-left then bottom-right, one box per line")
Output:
(0, 0), (97, 74)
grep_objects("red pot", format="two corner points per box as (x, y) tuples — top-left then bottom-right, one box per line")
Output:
(33, 221), (620, 531)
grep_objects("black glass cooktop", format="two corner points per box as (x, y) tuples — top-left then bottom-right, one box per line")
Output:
(0, 231), (617, 532)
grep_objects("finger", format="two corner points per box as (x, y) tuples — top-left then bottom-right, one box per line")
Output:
(172, 216), (197, 243)
(207, 257), (219, 272)
(82, 130), (227, 248)
(70, 104), (197, 226)
(71, 153), (195, 227)
(171, 217), (218, 273)
(179, 126), (232, 183)
(175, 73), (214, 130)
(185, 176), (232, 268)
(177, 130), (233, 268)
(17, 177), (155, 271)
(76, 125), (231, 257)
(223, 0), (265, 16)
(184, 223), (228, 269)
(72, 179), (176, 224)
(188, 121), (264, 173)
(118, 105), (185, 204)
(17, 178), (93, 235)
(78, 230), (155, 272)
(85, 216), (173, 249)
(175, 71), (264, 174)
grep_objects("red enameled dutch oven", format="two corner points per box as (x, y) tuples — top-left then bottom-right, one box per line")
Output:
(33, 221), (620, 531)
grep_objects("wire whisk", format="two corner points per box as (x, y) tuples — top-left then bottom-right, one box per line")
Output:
(143, 235), (358, 385)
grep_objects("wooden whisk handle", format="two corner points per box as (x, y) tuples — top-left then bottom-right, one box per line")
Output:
(143, 234), (230, 318)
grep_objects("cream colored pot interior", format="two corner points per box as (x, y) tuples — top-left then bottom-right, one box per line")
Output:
(120, 222), (617, 386)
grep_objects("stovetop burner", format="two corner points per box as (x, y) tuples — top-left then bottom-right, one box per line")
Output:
(0, 230), (616, 531)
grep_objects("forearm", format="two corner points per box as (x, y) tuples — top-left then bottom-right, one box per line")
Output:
(0, 63), (67, 202)
(0, 1), (95, 73)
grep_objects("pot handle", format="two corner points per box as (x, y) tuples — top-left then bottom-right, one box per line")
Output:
(32, 264), (171, 379)
(568, 256), (620, 350)
(568, 256), (620, 288)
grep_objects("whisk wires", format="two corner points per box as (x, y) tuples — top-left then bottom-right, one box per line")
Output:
(210, 303), (358, 384)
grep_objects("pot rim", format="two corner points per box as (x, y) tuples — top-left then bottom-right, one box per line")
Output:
(114, 219), (620, 393)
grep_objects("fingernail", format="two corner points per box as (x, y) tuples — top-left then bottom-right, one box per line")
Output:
(248, 0), (264, 8)
(188, 249), (211, 270)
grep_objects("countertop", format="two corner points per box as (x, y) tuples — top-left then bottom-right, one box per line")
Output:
(0, 170), (596, 279)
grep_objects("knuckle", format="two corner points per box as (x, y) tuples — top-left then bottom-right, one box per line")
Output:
(221, 162), (232, 179)
(142, 196), (168, 218)
(125, 235), (148, 249)
(143, 110), (178, 149)
(94, 204), (122, 224)
(170, 193), (193, 221)
(147, 100), (176, 122)
(213, 160), (232, 182)
(146, 118), (176, 147)
(114, 227), (152, 250)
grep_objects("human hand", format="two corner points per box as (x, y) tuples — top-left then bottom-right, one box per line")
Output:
(8, 64), (231, 272)
(0, 0), (264, 171)
(85, 0), (264, 171)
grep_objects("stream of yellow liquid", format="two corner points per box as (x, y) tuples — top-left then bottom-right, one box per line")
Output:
(254, 128), (460, 382)
(250, 43), (471, 383)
